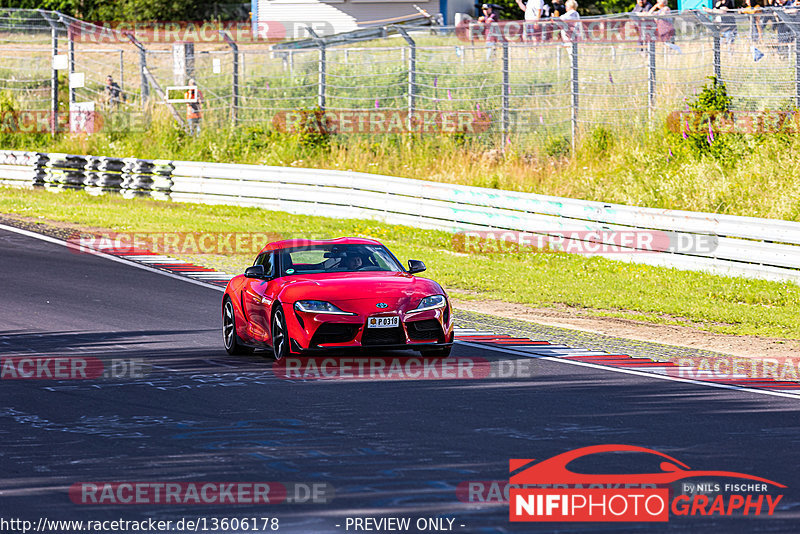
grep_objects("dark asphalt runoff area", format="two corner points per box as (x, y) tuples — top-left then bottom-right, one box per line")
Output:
(2, 226), (800, 533)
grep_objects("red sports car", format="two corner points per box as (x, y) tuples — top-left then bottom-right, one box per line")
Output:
(222, 237), (454, 359)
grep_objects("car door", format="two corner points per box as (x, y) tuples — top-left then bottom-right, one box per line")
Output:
(242, 252), (276, 342)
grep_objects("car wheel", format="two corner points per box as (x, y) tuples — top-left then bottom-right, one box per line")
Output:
(272, 306), (289, 361)
(420, 345), (452, 358)
(223, 298), (254, 356)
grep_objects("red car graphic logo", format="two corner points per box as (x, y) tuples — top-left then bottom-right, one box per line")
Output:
(510, 444), (785, 487)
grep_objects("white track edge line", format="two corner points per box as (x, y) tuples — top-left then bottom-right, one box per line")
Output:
(0, 223), (225, 293)
(455, 340), (800, 400)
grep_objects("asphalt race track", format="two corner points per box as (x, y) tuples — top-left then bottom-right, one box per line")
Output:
(2, 226), (800, 533)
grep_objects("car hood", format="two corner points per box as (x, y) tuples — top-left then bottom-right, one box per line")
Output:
(278, 271), (444, 305)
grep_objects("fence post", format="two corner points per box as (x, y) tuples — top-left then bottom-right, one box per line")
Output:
(68, 27), (75, 103)
(394, 27), (416, 120)
(126, 35), (149, 110)
(796, 39), (800, 109)
(38, 11), (59, 136)
(557, 45), (561, 78)
(502, 40), (510, 142)
(319, 43), (326, 109)
(571, 41), (578, 153)
(648, 39), (656, 123)
(139, 49), (149, 108)
(692, 11), (721, 83)
(220, 30), (239, 125)
(119, 50), (124, 94)
(306, 26), (326, 110)
(51, 26), (59, 135)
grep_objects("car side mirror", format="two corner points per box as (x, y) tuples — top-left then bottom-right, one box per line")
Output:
(407, 259), (426, 274)
(245, 265), (268, 278)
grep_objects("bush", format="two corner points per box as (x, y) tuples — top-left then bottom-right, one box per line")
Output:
(544, 135), (571, 158)
(0, 90), (16, 114)
(587, 126), (615, 154)
(0, 90), (50, 148)
(689, 76), (732, 114)
(288, 107), (332, 150)
(674, 76), (741, 160)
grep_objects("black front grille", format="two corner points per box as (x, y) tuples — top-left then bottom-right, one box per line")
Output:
(361, 326), (405, 346)
(310, 323), (360, 346)
(406, 319), (443, 341)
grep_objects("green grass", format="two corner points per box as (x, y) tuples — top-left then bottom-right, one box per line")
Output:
(3, 185), (799, 339)
(2, 99), (800, 222)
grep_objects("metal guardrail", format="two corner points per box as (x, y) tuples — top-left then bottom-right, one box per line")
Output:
(1, 150), (798, 284)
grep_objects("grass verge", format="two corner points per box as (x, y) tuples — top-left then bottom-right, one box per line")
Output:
(2, 186), (798, 340)
(4, 73), (800, 222)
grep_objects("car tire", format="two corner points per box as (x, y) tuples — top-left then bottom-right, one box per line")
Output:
(420, 345), (452, 358)
(272, 306), (290, 361)
(223, 298), (254, 356)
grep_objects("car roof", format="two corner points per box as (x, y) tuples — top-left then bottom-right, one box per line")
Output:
(258, 236), (384, 255)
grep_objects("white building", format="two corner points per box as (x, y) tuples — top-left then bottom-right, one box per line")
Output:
(252, 0), (475, 37)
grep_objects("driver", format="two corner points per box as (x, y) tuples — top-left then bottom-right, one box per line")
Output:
(342, 253), (364, 271)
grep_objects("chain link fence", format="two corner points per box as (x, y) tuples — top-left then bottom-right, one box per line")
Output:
(2, 8), (800, 145)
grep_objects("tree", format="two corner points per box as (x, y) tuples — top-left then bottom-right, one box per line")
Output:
(0, 0), (242, 21)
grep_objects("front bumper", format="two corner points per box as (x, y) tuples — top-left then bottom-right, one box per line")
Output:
(293, 341), (454, 353)
(287, 302), (454, 352)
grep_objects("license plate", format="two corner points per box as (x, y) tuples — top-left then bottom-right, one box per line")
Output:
(367, 316), (399, 329)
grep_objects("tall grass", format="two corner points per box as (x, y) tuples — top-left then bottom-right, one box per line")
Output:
(2, 93), (800, 222)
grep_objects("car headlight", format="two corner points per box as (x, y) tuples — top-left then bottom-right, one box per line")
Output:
(412, 294), (447, 312)
(294, 300), (355, 315)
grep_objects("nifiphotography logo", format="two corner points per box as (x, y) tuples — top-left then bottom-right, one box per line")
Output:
(509, 445), (785, 523)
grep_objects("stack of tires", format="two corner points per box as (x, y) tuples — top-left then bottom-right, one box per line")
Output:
(84, 156), (125, 194)
(43, 153), (87, 190)
(121, 158), (174, 200)
(0, 151), (48, 187)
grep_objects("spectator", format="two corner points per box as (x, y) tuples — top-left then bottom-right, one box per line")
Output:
(773, 0), (796, 59)
(541, 0), (552, 41)
(631, 0), (654, 51)
(647, 0), (670, 15)
(761, 0), (777, 33)
(476, 4), (501, 57)
(454, 13), (474, 41)
(477, 4), (500, 44)
(647, 0), (676, 45)
(560, 0), (580, 19)
(184, 78), (203, 136)
(478, 3), (499, 24)
(704, 0), (737, 46)
(740, 0), (763, 43)
(556, 0), (580, 42)
(517, 0), (545, 42)
(103, 75), (124, 111)
(548, 0), (565, 41)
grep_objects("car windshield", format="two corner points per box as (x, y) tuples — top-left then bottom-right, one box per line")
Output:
(277, 244), (404, 276)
